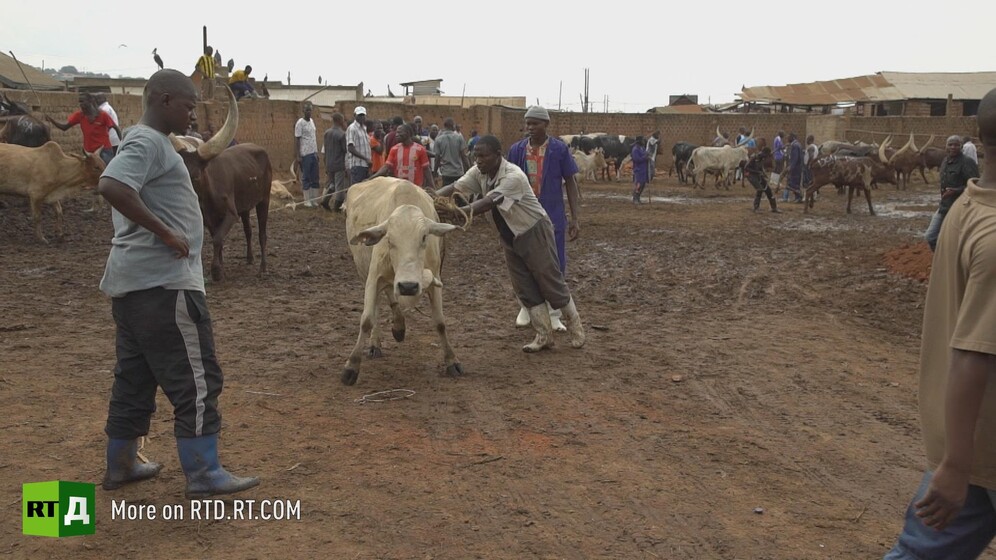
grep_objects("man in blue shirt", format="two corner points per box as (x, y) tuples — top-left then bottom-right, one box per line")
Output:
(506, 106), (581, 331)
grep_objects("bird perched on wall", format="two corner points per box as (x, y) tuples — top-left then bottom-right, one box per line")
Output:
(226, 59), (235, 73)
(152, 48), (164, 70)
(318, 75), (322, 85)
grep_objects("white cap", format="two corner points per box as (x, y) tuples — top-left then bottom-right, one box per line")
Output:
(354, 106), (367, 116)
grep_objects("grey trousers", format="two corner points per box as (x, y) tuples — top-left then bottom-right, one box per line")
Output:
(501, 217), (571, 310)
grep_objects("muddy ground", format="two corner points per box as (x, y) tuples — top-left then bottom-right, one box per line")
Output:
(1, 171), (992, 560)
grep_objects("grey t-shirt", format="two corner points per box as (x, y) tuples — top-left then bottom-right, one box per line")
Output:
(433, 130), (467, 177)
(99, 124), (206, 297)
(323, 126), (347, 173)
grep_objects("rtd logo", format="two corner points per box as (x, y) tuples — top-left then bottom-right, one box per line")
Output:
(22, 481), (95, 537)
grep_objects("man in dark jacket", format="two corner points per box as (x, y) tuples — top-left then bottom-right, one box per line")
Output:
(924, 135), (980, 250)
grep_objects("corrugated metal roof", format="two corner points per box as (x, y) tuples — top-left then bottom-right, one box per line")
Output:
(649, 104), (709, 114)
(740, 71), (996, 105)
(880, 72), (996, 101)
(0, 51), (63, 90)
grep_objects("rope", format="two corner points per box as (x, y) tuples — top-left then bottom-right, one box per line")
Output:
(354, 389), (415, 404)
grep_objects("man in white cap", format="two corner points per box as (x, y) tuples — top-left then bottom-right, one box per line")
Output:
(506, 105), (581, 333)
(347, 106), (372, 184)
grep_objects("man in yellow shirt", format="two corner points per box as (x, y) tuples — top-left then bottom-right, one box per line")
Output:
(194, 46), (216, 100)
(228, 65), (255, 101)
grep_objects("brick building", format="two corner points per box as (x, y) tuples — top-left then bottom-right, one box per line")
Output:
(739, 71), (996, 117)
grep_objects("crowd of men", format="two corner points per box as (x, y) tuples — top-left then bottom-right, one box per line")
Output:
(291, 105), (480, 211)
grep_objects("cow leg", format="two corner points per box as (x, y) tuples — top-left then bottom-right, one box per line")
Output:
(919, 167), (929, 185)
(53, 201), (65, 240)
(239, 211), (254, 266)
(846, 186), (854, 214)
(386, 290), (405, 342)
(30, 197), (47, 243)
(343, 278), (382, 385)
(210, 212), (238, 282)
(863, 186), (875, 216)
(428, 284), (462, 377)
(255, 202), (268, 274)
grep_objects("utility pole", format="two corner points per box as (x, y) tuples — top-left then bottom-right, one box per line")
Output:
(583, 68), (590, 114)
(558, 80), (562, 111)
(202, 26), (207, 52)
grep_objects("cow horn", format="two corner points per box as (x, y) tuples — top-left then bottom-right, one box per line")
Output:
(878, 135), (893, 165)
(910, 133), (919, 153)
(290, 161), (297, 182)
(890, 133), (913, 164)
(169, 133), (196, 153)
(197, 86), (239, 160)
(923, 134), (935, 149)
(716, 126), (723, 141)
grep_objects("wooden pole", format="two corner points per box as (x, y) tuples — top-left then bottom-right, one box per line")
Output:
(203, 26), (208, 52)
(7, 51), (43, 109)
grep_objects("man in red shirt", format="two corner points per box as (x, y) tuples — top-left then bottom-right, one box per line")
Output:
(369, 124), (433, 189)
(48, 93), (122, 164)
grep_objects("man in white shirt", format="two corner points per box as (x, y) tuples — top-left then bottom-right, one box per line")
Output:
(646, 131), (660, 181)
(295, 102), (320, 206)
(95, 93), (121, 155)
(433, 135), (586, 353)
(346, 106), (372, 185)
(962, 136), (978, 164)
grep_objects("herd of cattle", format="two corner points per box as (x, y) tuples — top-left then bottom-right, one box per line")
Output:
(561, 126), (954, 216)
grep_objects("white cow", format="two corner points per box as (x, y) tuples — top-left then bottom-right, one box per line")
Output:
(686, 145), (750, 189)
(342, 177), (462, 385)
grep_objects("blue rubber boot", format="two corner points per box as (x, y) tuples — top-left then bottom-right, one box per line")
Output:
(102, 438), (163, 490)
(176, 434), (259, 499)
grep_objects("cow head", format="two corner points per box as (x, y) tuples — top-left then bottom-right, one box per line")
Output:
(69, 150), (107, 189)
(169, 86), (239, 192)
(878, 134), (913, 165)
(350, 204), (459, 300)
(0, 93), (30, 116)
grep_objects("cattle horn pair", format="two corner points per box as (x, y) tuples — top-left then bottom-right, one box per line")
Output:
(736, 128), (754, 147)
(879, 134), (913, 165)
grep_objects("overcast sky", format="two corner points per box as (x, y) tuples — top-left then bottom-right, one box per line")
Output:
(4, 1), (995, 112)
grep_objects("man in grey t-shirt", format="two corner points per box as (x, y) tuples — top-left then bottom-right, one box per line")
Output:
(321, 112), (349, 211)
(433, 117), (471, 186)
(96, 69), (258, 499)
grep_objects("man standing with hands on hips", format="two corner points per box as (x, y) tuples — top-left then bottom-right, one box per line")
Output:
(96, 69), (259, 499)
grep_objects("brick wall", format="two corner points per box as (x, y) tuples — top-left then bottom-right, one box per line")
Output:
(10, 88), (977, 178)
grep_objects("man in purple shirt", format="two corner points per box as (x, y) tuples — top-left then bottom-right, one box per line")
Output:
(507, 106), (581, 331)
(771, 130), (785, 194)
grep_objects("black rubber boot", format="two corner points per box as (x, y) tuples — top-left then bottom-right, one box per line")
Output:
(102, 438), (163, 490)
(177, 434), (259, 499)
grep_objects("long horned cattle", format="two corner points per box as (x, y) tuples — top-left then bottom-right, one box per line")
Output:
(686, 128), (753, 188)
(877, 133), (924, 190)
(170, 87), (273, 281)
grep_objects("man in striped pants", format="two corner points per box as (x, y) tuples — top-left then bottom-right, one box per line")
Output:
(96, 69), (258, 498)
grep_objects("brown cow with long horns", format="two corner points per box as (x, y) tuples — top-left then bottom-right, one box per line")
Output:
(169, 87), (272, 281)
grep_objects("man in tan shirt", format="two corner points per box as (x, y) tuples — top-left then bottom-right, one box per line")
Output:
(884, 87), (996, 558)
(433, 135), (585, 353)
